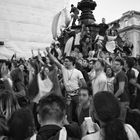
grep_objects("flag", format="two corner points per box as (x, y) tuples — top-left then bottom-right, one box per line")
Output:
(52, 12), (61, 40)
(52, 8), (71, 40)
(64, 36), (74, 56)
(61, 8), (71, 27)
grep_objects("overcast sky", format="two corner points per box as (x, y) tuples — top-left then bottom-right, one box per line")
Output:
(69, 0), (140, 23)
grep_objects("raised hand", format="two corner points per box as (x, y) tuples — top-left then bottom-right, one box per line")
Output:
(1, 63), (8, 78)
(14, 52), (17, 58)
(43, 51), (47, 57)
(31, 49), (35, 58)
(31, 49), (34, 54)
(46, 47), (51, 53)
(38, 49), (41, 56)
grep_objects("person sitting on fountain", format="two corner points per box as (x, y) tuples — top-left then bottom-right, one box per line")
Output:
(80, 26), (92, 57)
(94, 18), (108, 53)
(105, 28), (119, 54)
(123, 38), (133, 56)
(99, 18), (109, 37)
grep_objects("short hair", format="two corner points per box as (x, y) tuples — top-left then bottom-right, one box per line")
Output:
(38, 94), (65, 123)
(65, 56), (75, 65)
(115, 58), (124, 66)
(79, 86), (92, 96)
(126, 57), (134, 69)
(71, 4), (74, 7)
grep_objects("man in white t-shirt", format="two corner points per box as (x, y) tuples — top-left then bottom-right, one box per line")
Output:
(46, 47), (86, 92)
(62, 65), (84, 92)
(46, 47), (86, 121)
(92, 59), (107, 96)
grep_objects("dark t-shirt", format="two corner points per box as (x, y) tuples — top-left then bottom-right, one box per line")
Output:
(137, 72), (140, 94)
(114, 71), (129, 102)
(126, 69), (136, 95)
(136, 72), (140, 109)
(78, 107), (90, 125)
(99, 23), (109, 36)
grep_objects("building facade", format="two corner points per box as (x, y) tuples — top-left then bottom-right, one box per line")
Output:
(110, 11), (140, 57)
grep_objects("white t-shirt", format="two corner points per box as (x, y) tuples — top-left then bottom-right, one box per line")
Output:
(92, 72), (107, 96)
(74, 32), (81, 45)
(61, 66), (84, 91)
(88, 69), (96, 81)
(132, 68), (139, 78)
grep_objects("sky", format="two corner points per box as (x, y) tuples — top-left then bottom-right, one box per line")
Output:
(69, 0), (140, 23)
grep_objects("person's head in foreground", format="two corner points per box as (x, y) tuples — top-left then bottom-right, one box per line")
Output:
(8, 108), (35, 140)
(0, 90), (20, 120)
(92, 91), (134, 140)
(0, 115), (9, 138)
(37, 94), (66, 127)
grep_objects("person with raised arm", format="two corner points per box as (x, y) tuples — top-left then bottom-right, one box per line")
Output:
(46, 46), (86, 121)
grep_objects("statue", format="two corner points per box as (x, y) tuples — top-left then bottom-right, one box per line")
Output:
(70, 4), (79, 26)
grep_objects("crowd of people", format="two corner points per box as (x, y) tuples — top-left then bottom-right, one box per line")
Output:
(0, 12), (140, 140)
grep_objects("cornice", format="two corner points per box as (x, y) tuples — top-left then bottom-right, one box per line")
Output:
(118, 25), (140, 33)
(108, 10), (140, 25)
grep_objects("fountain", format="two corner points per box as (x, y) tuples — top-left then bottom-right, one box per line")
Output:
(77, 0), (97, 25)
(58, 0), (100, 56)
(71, 0), (99, 37)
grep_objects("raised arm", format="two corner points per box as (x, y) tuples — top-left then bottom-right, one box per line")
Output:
(31, 49), (34, 58)
(37, 49), (45, 65)
(46, 47), (62, 69)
